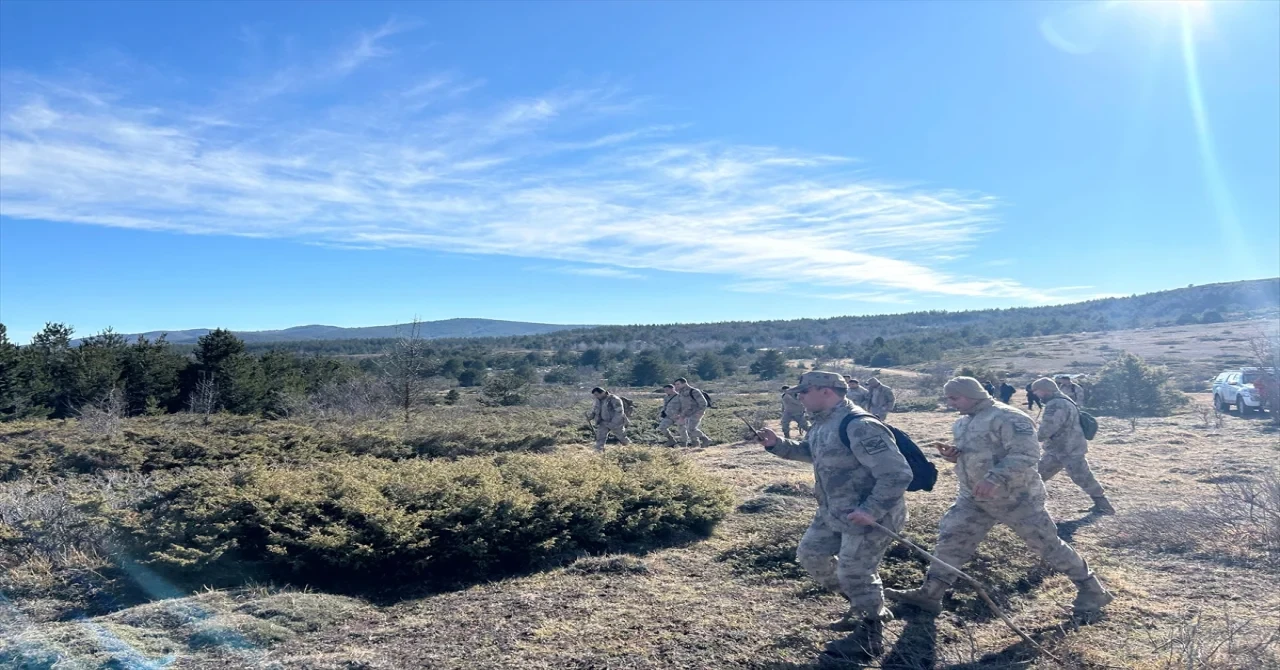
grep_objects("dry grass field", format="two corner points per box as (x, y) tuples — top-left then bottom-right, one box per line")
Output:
(931, 320), (1280, 390)
(4, 325), (1280, 669)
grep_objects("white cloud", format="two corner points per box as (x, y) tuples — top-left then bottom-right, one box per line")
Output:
(0, 23), (1079, 305)
(552, 266), (646, 280)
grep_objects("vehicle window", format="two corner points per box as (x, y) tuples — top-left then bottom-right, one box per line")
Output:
(1242, 372), (1261, 384)
(1228, 374), (1240, 384)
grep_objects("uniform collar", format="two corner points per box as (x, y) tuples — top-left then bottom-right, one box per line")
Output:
(811, 398), (854, 422)
(963, 398), (995, 416)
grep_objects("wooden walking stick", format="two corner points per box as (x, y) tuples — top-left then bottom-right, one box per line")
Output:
(868, 521), (1065, 667)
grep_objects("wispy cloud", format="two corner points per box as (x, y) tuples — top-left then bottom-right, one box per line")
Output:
(0, 22), (1079, 305)
(552, 266), (646, 280)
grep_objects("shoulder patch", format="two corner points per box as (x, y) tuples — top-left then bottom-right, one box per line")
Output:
(862, 436), (892, 454)
(1012, 417), (1035, 435)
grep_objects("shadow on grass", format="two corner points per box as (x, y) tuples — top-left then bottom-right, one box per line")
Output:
(883, 616), (938, 670)
(1056, 512), (1102, 543)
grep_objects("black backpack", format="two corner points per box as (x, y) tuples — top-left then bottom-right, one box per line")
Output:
(839, 414), (938, 492)
(701, 390), (713, 408)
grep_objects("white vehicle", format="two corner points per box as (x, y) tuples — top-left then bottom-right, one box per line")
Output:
(1211, 368), (1270, 414)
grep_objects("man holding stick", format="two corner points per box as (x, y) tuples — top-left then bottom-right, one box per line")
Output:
(755, 371), (913, 662)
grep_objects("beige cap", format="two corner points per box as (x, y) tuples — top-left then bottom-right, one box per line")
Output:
(790, 370), (850, 393)
(943, 376), (990, 400)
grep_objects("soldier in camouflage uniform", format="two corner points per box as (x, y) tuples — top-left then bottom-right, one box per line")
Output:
(865, 378), (896, 421)
(780, 385), (810, 439)
(1057, 375), (1086, 405)
(673, 378), (713, 447)
(587, 387), (630, 451)
(886, 377), (1113, 619)
(655, 384), (687, 447)
(756, 371), (913, 662)
(1032, 377), (1114, 515)
(847, 378), (871, 408)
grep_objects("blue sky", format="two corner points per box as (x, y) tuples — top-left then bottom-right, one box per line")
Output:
(2, 0), (1278, 343)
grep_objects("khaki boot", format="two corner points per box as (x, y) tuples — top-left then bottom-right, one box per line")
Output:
(1072, 575), (1114, 615)
(822, 617), (884, 661)
(830, 604), (891, 632)
(1090, 495), (1116, 515)
(884, 579), (945, 614)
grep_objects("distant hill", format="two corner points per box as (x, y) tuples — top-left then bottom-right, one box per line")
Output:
(111, 318), (589, 345)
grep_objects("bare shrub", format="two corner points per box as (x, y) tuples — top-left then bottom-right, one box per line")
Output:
(289, 377), (397, 421)
(1145, 607), (1280, 670)
(0, 472), (157, 564)
(382, 318), (431, 424)
(1195, 404), (1224, 430)
(1247, 332), (1280, 423)
(187, 371), (219, 415)
(1104, 469), (1280, 570)
(75, 388), (127, 438)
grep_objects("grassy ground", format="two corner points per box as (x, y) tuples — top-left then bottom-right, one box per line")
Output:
(4, 369), (1280, 667)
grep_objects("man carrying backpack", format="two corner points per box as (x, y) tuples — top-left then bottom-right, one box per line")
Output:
(587, 387), (630, 451)
(656, 384), (687, 447)
(886, 377), (1113, 620)
(673, 378), (713, 447)
(755, 371), (912, 663)
(780, 385), (809, 439)
(999, 381), (1016, 404)
(1057, 375), (1086, 405)
(1032, 377), (1114, 515)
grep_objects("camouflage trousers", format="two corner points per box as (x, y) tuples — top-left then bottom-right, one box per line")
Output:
(683, 412), (711, 446)
(796, 504), (907, 618)
(655, 417), (688, 446)
(1038, 450), (1105, 497)
(927, 495), (1091, 587)
(781, 412), (810, 439)
(594, 424), (629, 450)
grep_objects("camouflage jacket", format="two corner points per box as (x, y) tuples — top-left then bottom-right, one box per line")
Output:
(781, 391), (806, 416)
(661, 393), (682, 419)
(1061, 383), (1085, 405)
(767, 399), (912, 533)
(868, 385), (896, 416)
(677, 386), (708, 416)
(848, 387), (871, 408)
(951, 398), (1044, 502)
(589, 393), (628, 428)
(1037, 394), (1087, 455)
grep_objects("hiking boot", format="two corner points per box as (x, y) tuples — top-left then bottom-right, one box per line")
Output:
(1090, 495), (1116, 515)
(1072, 575), (1114, 616)
(830, 605), (891, 632)
(699, 436), (714, 447)
(884, 579), (945, 614)
(663, 437), (677, 448)
(822, 617), (885, 661)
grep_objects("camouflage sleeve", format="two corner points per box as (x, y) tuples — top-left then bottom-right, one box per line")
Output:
(766, 438), (813, 464)
(1037, 400), (1068, 442)
(986, 413), (1041, 487)
(693, 389), (708, 412)
(846, 420), (912, 519)
(883, 387), (896, 411)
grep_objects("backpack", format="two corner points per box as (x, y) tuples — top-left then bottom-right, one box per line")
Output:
(700, 389), (713, 408)
(839, 414), (938, 492)
(619, 396), (637, 418)
(1056, 396), (1098, 440)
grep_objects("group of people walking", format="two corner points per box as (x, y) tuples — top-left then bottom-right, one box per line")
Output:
(586, 378), (713, 450)
(759, 371), (1114, 663)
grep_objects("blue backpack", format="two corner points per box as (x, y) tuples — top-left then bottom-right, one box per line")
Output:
(839, 413), (938, 492)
